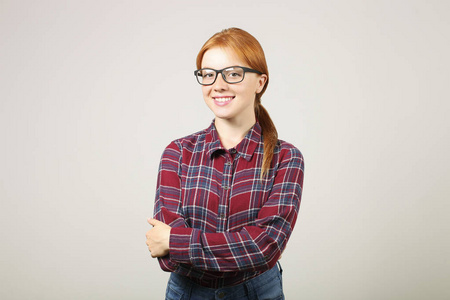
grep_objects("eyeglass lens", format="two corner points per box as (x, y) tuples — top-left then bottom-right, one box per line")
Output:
(197, 67), (245, 85)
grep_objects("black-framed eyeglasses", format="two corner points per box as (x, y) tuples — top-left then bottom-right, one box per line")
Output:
(194, 66), (262, 85)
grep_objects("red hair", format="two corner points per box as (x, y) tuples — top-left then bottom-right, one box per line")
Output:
(196, 28), (278, 177)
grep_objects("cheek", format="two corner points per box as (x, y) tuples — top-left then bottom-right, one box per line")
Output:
(201, 86), (210, 98)
(239, 79), (259, 96)
(239, 85), (256, 98)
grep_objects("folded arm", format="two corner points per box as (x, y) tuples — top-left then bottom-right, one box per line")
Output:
(152, 142), (304, 273)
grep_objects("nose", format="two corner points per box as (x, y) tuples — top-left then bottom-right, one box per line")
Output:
(213, 73), (228, 91)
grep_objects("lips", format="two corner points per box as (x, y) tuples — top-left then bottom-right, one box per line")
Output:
(213, 96), (235, 106)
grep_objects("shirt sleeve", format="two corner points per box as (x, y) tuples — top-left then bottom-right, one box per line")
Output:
(153, 141), (188, 272)
(169, 146), (305, 273)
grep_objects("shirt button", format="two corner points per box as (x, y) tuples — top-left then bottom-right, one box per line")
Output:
(218, 291), (226, 298)
(229, 148), (236, 154)
(222, 186), (230, 190)
(219, 214), (226, 219)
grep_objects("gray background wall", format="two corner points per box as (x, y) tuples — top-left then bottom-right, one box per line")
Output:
(1, 0), (449, 299)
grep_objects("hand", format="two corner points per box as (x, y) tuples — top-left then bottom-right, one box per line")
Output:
(146, 218), (171, 258)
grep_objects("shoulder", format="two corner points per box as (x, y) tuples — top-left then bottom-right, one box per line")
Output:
(275, 140), (305, 168)
(277, 140), (304, 159)
(163, 128), (209, 155)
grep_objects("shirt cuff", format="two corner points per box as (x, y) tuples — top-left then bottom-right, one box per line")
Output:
(170, 227), (193, 263)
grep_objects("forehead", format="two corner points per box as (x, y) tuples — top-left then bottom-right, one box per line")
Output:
(201, 47), (247, 69)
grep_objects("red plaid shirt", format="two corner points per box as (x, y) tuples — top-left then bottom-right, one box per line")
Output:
(153, 121), (304, 288)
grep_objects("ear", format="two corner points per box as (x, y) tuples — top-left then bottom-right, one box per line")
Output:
(256, 74), (268, 94)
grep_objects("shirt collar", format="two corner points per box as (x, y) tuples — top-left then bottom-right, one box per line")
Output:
(205, 120), (262, 162)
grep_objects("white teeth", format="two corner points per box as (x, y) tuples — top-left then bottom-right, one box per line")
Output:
(215, 97), (233, 102)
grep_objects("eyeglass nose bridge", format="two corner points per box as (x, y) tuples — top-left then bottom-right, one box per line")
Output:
(215, 70), (230, 84)
(199, 69), (232, 85)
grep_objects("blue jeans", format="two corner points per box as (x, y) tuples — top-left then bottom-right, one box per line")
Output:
(165, 263), (284, 300)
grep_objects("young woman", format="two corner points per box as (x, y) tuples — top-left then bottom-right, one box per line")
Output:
(146, 28), (304, 300)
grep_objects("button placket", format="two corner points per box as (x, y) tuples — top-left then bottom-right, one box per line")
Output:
(218, 156), (232, 232)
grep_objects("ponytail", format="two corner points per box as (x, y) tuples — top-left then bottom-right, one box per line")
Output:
(255, 99), (278, 177)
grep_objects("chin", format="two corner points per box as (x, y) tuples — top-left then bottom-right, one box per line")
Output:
(213, 114), (233, 120)
(208, 107), (233, 119)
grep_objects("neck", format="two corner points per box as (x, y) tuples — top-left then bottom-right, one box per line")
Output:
(214, 115), (256, 149)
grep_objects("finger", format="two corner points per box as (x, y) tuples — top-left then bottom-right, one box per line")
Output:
(149, 249), (156, 258)
(148, 218), (160, 227)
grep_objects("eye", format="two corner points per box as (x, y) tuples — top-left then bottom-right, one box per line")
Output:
(202, 70), (215, 78)
(224, 67), (243, 79)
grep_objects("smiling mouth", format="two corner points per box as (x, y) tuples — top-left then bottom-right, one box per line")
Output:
(213, 96), (235, 103)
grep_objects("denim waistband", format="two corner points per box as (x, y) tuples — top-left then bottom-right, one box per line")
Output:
(168, 262), (282, 299)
